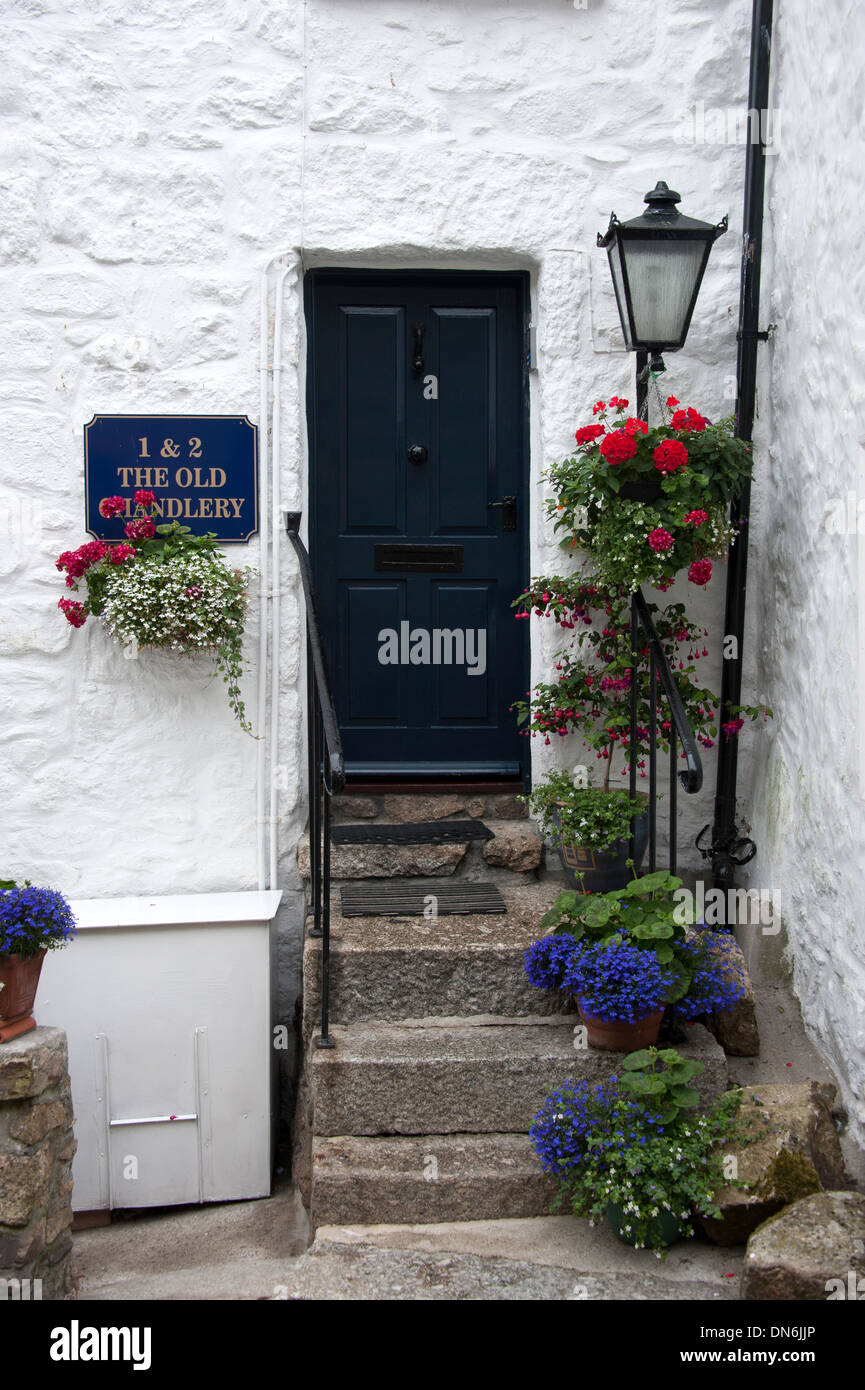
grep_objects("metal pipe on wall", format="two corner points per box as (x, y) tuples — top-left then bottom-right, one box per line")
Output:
(708, 0), (774, 890)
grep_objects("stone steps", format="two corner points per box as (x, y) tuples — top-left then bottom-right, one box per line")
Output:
(310, 1018), (726, 1138)
(301, 882), (566, 1036)
(297, 820), (542, 882)
(332, 790), (528, 824)
(310, 1133), (557, 1228)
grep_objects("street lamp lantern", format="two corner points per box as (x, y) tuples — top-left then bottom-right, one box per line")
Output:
(598, 181), (728, 353)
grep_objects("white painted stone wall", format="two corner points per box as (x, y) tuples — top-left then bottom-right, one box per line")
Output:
(1, 0), (764, 1112)
(743, 0), (865, 1150)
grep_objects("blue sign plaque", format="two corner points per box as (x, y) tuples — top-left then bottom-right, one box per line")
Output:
(84, 415), (259, 544)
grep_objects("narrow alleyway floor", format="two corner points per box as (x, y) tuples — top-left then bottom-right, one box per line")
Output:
(71, 922), (863, 1301)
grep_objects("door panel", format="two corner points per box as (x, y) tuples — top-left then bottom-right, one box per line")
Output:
(307, 270), (528, 777)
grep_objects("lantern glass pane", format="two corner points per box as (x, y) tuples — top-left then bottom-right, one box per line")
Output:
(608, 239), (634, 350)
(622, 239), (706, 347)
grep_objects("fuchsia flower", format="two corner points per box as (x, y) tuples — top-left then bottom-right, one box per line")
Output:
(722, 718), (745, 740)
(98, 496), (126, 519)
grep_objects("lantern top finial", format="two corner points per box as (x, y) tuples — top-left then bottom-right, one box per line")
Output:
(643, 181), (682, 213)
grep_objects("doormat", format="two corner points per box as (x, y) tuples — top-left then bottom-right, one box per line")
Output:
(332, 819), (494, 846)
(341, 881), (507, 917)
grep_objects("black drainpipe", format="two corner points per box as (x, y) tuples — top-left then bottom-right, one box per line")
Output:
(704, 0), (775, 893)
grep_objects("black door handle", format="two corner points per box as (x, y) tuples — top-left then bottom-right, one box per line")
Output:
(408, 444), (428, 465)
(487, 495), (517, 531)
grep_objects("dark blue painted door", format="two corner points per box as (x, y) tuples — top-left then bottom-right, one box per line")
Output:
(307, 271), (528, 777)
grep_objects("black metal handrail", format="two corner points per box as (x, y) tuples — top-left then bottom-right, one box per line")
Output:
(285, 512), (344, 1049)
(628, 588), (702, 875)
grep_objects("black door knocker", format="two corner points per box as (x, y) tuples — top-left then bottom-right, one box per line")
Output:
(411, 323), (425, 376)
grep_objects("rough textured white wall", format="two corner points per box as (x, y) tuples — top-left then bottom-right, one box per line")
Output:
(744, 0), (865, 1148)
(0, 0), (752, 904)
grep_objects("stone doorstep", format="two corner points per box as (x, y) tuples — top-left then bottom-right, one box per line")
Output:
(297, 822), (542, 882)
(310, 1019), (728, 1138)
(301, 881), (565, 1036)
(310, 1133), (557, 1230)
(332, 792), (529, 824)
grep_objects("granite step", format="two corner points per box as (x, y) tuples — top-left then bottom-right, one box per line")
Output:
(310, 1018), (727, 1137)
(310, 1133), (557, 1230)
(301, 883), (566, 1036)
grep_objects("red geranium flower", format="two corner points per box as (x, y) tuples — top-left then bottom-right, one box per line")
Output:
(575, 423), (605, 445)
(688, 559), (713, 585)
(592, 400), (606, 415)
(623, 417), (648, 437)
(125, 517), (156, 540)
(599, 430), (638, 466)
(134, 488), (156, 507)
(648, 528), (674, 552)
(58, 598), (87, 628)
(98, 496), (127, 519)
(666, 395), (680, 409)
(684, 509), (709, 526)
(653, 439), (689, 473)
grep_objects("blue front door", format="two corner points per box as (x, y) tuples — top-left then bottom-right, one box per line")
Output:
(306, 270), (529, 778)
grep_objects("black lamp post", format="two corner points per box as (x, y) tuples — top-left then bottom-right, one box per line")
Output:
(597, 181), (728, 417)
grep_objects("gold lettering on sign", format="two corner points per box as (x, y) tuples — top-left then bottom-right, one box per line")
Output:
(188, 437), (202, 458)
(215, 498), (230, 518)
(230, 498), (244, 518)
(175, 467), (192, 488)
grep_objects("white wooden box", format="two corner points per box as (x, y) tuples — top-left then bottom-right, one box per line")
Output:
(37, 891), (282, 1211)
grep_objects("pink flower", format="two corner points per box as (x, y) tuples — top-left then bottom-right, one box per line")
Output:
(125, 517), (156, 540)
(684, 509), (709, 526)
(134, 488), (156, 507)
(688, 559), (713, 585)
(98, 496), (127, 519)
(58, 597), (86, 628)
(55, 541), (108, 580)
(648, 527), (674, 552)
(107, 543), (137, 565)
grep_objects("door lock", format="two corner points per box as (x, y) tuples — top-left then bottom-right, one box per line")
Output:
(407, 444), (428, 465)
(488, 495), (517, 531)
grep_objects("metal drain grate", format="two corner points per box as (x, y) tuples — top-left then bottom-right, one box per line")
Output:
(341, 880), (507, 917)
(332, 819), (493, 846)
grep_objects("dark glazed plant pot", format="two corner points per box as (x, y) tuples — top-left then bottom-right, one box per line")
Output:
(605, 1201), (682, 1248)
(553, 802), (650, 894)
(617, 480), (663, 502)
(576, 1002), (664, 1052)
(0, 950), (46, 1043)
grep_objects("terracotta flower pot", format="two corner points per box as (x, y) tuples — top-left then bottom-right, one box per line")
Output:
(577, 1001), (664, 1052)
(0, 950), (46, 1043)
